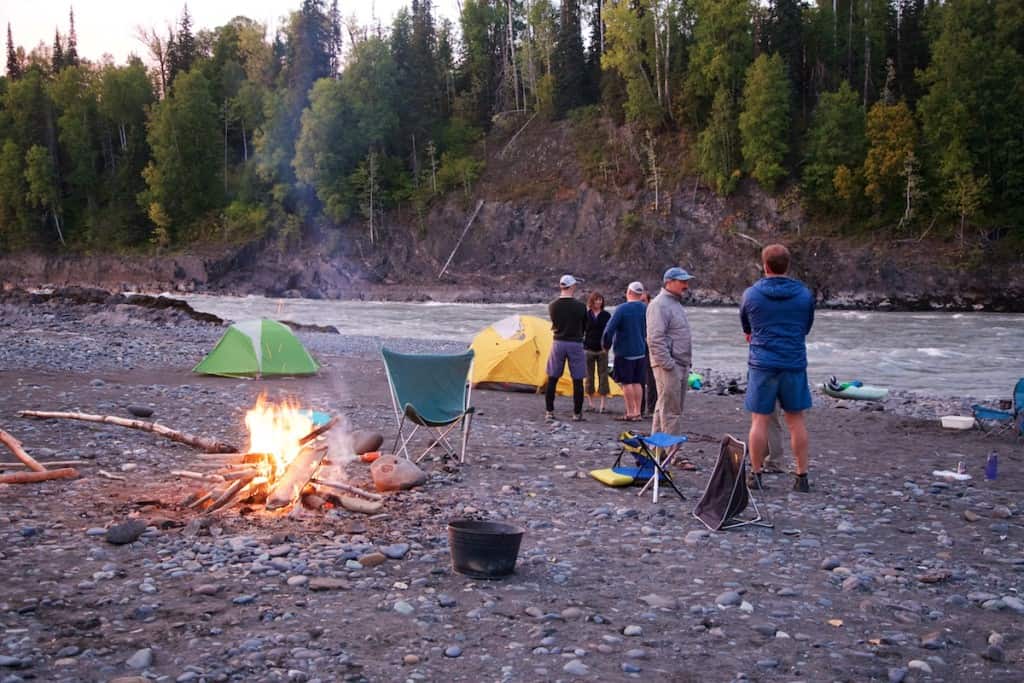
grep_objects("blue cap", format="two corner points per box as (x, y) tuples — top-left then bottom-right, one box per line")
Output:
(663, 267), (695, 283)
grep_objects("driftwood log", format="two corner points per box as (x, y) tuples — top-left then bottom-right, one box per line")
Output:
(266, 444), (328, 511)
(0, 428), (46, 472)
(0, 467), (79, 484)
(17, 410), (237, 453)
(206, 472), (256, 514)
(0, 460), (89, 469)
(311, 477), (383, 502)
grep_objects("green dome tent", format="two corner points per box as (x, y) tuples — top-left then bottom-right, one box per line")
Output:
(193, 319), (319, 377)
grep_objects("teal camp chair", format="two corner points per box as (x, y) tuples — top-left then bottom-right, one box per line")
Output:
(973, 378), (1024, 439)
(381, 347), (475, 463)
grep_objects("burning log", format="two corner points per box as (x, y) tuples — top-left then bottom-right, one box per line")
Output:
(298, 416), (338, 446)
(206, 472), (257, 514)
(0, 467), (79, 484)
(17, 410), (237, 453)
(0, 428), (46, 472)
(311, 477), (383, 502)
(265, 444), (328, 511)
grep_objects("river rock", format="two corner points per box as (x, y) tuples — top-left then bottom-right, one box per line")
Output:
(106, 520), (147, 545)
(370, 456), (426, 492)
(338, 495), (383, 514)
(351, 430), (384, 455)
(126, 648), (153, 669)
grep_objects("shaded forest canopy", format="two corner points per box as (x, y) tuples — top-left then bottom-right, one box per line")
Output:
(0, 0), (1021, 256)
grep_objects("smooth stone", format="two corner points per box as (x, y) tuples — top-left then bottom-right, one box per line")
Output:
(381, 544), (410, 559)
(194, 584), (221, 596)
(716, 591), (742, 607)
(623, 625), (642, 637)
(561, 606), (583, 619)
(982, 645), (1005, 662)
(887, 667), (908, 683)
(125, 648), (153, 669)
(308, 578), (349, 591)
(232, 595), (256, 605)
(639, 594), (677, 609)
(106, 520), (147, 545)
(621, 663), (642, 673)
(0, 657), (22, 668)
(286, 575), (309, 587)
(907, 660), (932, 674)
(128, 406), (153, 418)
(444, 646), (462, 658)
(358, 552), (387, 568)
(963, 510), (979, 522)
(403, 654), (420, 665)
(394, 601), (414, 616)
(563, 660), (589, 675)
(370, 455), (426, 492)
(685, 530), (710, 545)
(1001, 596), (1024, 613)
(351, 430), (384, 455)
(820, 557), (841, 570)
(437, 595), (456, 608)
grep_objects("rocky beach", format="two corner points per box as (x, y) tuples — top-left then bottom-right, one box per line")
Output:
(0, 291), (1022, 683)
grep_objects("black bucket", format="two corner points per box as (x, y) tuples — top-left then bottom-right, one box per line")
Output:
(448, 519), (525, 579)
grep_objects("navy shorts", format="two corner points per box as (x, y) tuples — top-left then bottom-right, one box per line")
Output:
(745, 367), (812, 414)
(612, 356), (647, 385)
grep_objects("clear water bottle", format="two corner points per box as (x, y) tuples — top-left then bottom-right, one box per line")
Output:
(985, 451), (998, 480)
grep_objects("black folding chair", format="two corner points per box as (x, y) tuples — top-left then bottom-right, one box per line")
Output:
(692, 435), (772, 530)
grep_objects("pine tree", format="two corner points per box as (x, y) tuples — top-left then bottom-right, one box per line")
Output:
(739, 53), (791, 191)
(66, 7), (79, 67)
(6, 24), (21, 80)
(52, 30), (65, 74)
(329, 0), (343, 76)
(169, 5), (197, 82)
(554, 0), (587, 116)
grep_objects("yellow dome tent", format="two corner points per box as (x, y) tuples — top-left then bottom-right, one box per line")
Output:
(470, 314), (623, 397)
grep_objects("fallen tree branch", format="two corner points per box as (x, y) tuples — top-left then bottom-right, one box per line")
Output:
(17, 410), (237, 453)
(0, 467), (79, 484)
(98, 469), (127, 481)
(0, 428), (46, 472)
(0, 460), (90, 469)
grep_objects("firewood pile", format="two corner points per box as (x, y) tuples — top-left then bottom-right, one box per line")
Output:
(176, 416), (383, 515)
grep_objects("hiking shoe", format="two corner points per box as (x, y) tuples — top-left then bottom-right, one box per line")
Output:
(793, 473), (810, 493)
(571, 413), (586, 422)
(747, 471), (767, 490)
(544, 411), (555, 422)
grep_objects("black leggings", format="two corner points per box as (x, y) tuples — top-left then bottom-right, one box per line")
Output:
(546, 377), (584, 415)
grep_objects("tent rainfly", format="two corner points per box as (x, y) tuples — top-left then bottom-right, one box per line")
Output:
(469, 314), (623, 397)
(193, 319), (319, 377)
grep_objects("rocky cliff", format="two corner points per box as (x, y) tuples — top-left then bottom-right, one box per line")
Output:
(2, 119), (1021, 311)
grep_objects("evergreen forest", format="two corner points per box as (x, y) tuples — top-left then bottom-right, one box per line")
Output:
(0, 0), (1021, 254)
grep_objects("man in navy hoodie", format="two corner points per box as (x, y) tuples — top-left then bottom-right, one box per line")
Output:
(740, 244), (815, 493)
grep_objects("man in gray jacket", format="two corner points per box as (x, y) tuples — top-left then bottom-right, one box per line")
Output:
(646, 267), (695, 436)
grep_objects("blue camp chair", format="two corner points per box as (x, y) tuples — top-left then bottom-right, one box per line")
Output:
(972, 378), (1024, 439)
(612, 431), (689, 503)
(381, 347), (475, 463)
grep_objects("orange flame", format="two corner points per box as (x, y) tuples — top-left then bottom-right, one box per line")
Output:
(244, 394), (314, 479)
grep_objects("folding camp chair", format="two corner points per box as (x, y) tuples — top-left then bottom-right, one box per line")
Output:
(381, 347), (475, 463)
(692, 435), (772, 530)
(610, 431), (689, 503)
(972, 378), (1024, 439)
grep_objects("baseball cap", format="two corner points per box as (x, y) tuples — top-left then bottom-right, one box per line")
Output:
(663, 267), (695, 283)
(627, 281), (645, 294)
(559, 274), (581, 287)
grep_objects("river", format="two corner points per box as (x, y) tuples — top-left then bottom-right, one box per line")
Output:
(181, 294), (1023, 401)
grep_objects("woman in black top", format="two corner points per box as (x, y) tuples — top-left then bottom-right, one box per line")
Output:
(583, 292), (611, 413)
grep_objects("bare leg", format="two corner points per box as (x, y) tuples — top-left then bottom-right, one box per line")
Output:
(748, 412), (771, 474)
(783, 410), (809, 475)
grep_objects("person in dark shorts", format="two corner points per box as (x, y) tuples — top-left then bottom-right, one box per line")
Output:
(602, 281), (648, 421)
(583, 292), (611, 413)
(740, 244), (815, 492)
(545, 274), (589, 422)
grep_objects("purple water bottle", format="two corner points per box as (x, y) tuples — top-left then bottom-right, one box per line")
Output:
(985, 451), (998, 480)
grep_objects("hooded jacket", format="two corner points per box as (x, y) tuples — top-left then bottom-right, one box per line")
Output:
(646, 288), (692, 370)
(740, 276), (815, 370)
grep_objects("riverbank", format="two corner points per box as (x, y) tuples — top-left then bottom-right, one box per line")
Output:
(1, 287), (1022, 682)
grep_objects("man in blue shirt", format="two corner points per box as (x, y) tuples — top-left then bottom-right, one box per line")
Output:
(740, 244), (815, 493)
(602, 281), (648, 420)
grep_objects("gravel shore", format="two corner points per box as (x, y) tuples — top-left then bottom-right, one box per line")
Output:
(1, 292), (1021, 683)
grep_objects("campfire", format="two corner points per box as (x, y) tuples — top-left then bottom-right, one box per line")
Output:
(176, 395), (382, 514)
